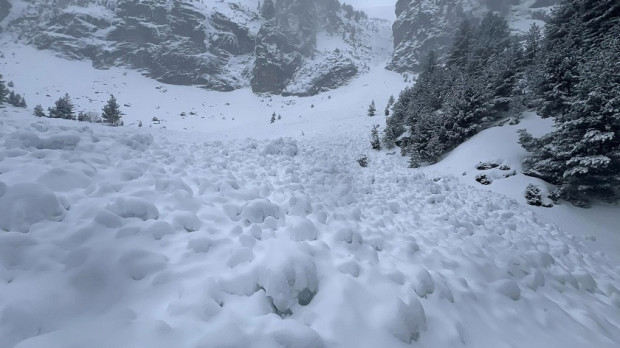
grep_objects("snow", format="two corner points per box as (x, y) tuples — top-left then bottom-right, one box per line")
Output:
(1, 36), (619, 348)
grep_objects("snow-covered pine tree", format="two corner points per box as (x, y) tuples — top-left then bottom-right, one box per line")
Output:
(33, 104), (46, 117)
(445, 19), (474, 70)
(49, 93), (75, 119)
(367, 100), (376, 116)
(521, 0), (620, 206)
(370, 125), (381, 150)
(0, 74), (7, 103)
(102, 94), (123, 126)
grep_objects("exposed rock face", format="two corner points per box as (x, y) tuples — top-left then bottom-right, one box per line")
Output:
(388, 0), (559, 72)
(2, 0), (388, 95)
(0, 0), (11, 25)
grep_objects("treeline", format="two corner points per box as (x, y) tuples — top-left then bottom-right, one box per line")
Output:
(519, 0), (620, 206)
(383, 12), (536, 167)
(0, 74), (27, 108)
(34, 93), (124, 127)
(381, 0), (619, 206)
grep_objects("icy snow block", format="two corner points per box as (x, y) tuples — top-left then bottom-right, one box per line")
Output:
(412, 267), (435, 298)
(107, 197), (159, 220)
(261, 138), (298, 156)
(40, 134), (81, 150)
(258, 249), (319, 313)
(290, 217), (319, 241)
(241, 200), (280, 223)
(382, 297), (427, 344)
(493, 279), (521, 300)
(0, 182), (64, 232)
(37, 168), (92, 192)
(121, 134), (153, 151)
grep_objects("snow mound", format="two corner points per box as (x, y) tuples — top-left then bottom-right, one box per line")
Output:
(0, 182), (65, 232)
(261, 138), (298, 156)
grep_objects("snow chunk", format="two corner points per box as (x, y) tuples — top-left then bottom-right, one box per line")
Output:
(107, 197), (159, 220)
(0, 183), (64, 232)
(380, 296), (427, 344)
(493, 279), (521, 300)
(258, 242), (319, 314)
(5, 131), (80, 150)
(37, 168), (92, 192)
(290, 217), (319, 241)
(412, 266), (435, 298)
(261, 138), (298, 156)
(241, 199), (280, 223)
(121, 133), (153, 151)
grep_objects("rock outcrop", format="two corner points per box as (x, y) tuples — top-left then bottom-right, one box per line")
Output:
(2, 0), (389, 95)
(388, 0), (559, 72)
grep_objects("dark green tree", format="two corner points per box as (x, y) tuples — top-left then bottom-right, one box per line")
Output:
(368, 100), (376, 116)
(101, 94), (123, 126)
(49, 93), (75, 119)
(521, 0), (620, 206)
(33, 104), (46, 117)
(0, 74), (7, 103)
(370, 125), (381, 150)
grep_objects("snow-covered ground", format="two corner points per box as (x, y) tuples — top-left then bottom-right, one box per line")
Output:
(1, 41), (619, 348)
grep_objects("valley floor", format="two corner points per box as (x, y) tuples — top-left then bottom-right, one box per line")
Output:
(0, 42), (619, 348)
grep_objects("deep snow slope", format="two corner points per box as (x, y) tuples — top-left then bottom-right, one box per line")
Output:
(1, 104), (620, 348)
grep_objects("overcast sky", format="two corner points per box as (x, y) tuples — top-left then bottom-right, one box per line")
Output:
(344, 0), (396, 20)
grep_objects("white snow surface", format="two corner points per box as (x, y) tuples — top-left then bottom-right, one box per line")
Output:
(1, 42), (620, 348)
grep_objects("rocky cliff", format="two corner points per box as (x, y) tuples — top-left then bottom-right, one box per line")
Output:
(2, 0), (390, 95)
(388, 0), (559, 72)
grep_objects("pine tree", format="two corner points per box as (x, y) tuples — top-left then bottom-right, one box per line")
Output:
(261, 0), (275, 20)
(521, 0), (620, 206)
(0, 74), (7, 103)
(101, 94), (123, 126)
(370, 125), (381, 150)
(7, 92), (26, 108)
(33, 104), (46, 117)
(49, 93), (75, 119)
(446, 19), (474, 70)
(524, 23), (542, 66)
(270, 112), (276, 124)
(367, 100), (376, 116)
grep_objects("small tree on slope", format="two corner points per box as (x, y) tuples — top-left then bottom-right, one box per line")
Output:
(0, 74), (7, 103)
(370, 125), (381, 150)
(49, 93), (75, 119)
(102, 94), (123, 126)
(368, 100), (376, 116)
(33, 104), (46, 117)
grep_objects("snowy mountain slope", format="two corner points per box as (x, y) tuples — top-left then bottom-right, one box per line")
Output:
(1, 104), (620, 348)
(1, 0), (391, 95)
(0, 40), (403, 139)
(389, 0), (557, 72)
